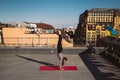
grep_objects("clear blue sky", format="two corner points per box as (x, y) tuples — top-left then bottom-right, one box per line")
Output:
(0, 0), (120, 28)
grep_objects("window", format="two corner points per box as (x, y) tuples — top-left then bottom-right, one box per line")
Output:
(88, 17), (91, 22)
(88, 25), (92, 30)
(96, 17), (100, 22)
(92, 35), (96, 38)
(101, 25), (105, 31)
(91, 17), (95, 22)
(88, 32), (91, 34)
(88, 35), (91, 37)
(92, 25), (96, 30)
(92, 32), (95, 34)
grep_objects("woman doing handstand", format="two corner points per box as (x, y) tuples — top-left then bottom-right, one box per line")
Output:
(57, 30), (67, 70)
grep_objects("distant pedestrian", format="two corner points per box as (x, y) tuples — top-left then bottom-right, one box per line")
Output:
(57, 30), (67, 70)
(87, 42), (95, 54)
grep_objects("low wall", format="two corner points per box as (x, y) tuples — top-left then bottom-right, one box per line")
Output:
(2, 28), (73, 47)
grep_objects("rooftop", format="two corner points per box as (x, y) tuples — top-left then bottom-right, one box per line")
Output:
(35, 23), (54, 30)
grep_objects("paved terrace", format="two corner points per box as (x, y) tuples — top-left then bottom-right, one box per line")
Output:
(0, 47), (120, 80)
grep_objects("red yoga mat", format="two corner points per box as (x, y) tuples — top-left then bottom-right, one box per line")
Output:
(39, 66), (78, 71)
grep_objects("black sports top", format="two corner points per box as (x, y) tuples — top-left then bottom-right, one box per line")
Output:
(57, 35), (63, 53)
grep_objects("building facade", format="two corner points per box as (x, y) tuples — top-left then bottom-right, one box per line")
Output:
(18, 22), (54, 34)
(114, 9), (120, 31)
(75, 8), (120, 46)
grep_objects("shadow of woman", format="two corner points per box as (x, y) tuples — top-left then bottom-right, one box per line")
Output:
(16, 55), (57, 66)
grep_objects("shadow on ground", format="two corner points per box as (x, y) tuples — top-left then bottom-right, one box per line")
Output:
(79, 49), (120, 80)
(16, 55), (57, 66)
(100, 51), (120, 68)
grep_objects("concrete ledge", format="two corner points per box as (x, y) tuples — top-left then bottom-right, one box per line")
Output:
(0, 47), (104, 54)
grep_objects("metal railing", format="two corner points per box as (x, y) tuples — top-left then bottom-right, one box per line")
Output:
(97, 36), (120, 63)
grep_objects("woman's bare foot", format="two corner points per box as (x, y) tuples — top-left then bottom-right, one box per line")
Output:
(61, 57), (67, 70)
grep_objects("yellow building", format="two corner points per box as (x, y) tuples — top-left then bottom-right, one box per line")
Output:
(75, 8), (120, 46)
(114, 9), (120, 31)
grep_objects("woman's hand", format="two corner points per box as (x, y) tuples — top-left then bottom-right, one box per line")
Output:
(58, 30), (61, 35)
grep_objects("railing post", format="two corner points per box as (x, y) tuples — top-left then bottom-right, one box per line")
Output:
(32, 37), (34, 47)
(17, 37), (19, 47)
(47, 37), (48, 46)
(38, 34), (40, 45)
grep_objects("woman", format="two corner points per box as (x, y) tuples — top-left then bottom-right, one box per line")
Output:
(57, 30), (67, 70)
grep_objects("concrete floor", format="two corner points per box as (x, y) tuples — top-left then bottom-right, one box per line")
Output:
(0, 53), (95, 80)
(0, 47), (120, 80)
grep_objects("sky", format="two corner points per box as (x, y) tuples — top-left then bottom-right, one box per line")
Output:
(0, 0), (120, 28)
